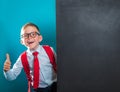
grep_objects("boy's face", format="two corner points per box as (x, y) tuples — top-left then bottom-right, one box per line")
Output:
(21, 26), (42, 50)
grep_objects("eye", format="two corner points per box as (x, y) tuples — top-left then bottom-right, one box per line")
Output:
(22, 34), (28, 38)
(31, 32), (36, 37)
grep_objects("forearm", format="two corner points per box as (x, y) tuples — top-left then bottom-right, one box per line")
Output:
(3, 56), (23, 81)
(4, 69), (18, 81)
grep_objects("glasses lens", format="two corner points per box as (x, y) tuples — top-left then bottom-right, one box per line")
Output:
(30, 32), (36, 38)
(22, 34), (28, 38)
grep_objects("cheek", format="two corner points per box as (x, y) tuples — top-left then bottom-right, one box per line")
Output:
(21, 39), (27, 45)
(35, 38), (41, 43)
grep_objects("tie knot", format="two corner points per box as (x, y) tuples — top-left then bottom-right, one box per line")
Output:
(33, 51), (38, 56)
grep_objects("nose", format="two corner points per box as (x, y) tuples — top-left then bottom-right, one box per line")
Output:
(27, 34), (32, 39)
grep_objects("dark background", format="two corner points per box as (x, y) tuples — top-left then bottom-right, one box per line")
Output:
(57, 0), (120, 92)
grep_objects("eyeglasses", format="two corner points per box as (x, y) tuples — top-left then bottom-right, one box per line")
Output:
(21, 32), (40, 39)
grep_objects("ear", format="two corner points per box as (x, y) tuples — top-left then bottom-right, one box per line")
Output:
(38, 35), (43, 42)
(20, 39), (24, 45)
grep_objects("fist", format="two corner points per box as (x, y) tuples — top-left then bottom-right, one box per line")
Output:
(3, 53), (11, 72)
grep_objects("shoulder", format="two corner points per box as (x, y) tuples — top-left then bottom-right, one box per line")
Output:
(42, 45), (51, 48)
(42, 45), (54, 51)
(21, 51), (26, 55)
(42, 45), (56, 55)
(20, 51), (27, 57)
(19, 51), (27, 61)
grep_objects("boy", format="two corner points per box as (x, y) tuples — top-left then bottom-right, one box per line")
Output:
(3, 22), (57, 92)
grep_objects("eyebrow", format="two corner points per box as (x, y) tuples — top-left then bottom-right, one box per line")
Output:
(23, 31), (40, 34)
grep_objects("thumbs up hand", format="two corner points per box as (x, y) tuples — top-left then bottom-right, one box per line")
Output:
(3, 53), (11, 72)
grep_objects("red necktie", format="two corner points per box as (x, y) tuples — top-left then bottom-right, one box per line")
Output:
(33, 51), (39, 89)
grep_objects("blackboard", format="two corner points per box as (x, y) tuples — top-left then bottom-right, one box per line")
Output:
(57, 0), (120, 92)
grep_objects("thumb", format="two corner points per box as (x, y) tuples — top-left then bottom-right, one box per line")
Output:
(4, 53), (11, 72)
(6, 53), (11, 62)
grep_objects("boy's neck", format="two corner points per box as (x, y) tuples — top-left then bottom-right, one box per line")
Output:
(28, 44), (40, 51)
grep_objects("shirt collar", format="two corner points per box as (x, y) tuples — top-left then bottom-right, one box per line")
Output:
(26, 45), (42, 56)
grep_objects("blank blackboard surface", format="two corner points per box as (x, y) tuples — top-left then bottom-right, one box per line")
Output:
(57, 0), (120, 92)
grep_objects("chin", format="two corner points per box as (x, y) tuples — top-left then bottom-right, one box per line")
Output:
(28, 46), (35, 50)
(27, 44), (39, 50)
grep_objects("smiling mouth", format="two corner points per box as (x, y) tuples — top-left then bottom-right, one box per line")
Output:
(28, 41), (34, 45)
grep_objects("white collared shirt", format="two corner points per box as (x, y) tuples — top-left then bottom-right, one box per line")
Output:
(4, 45), (57, 88)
